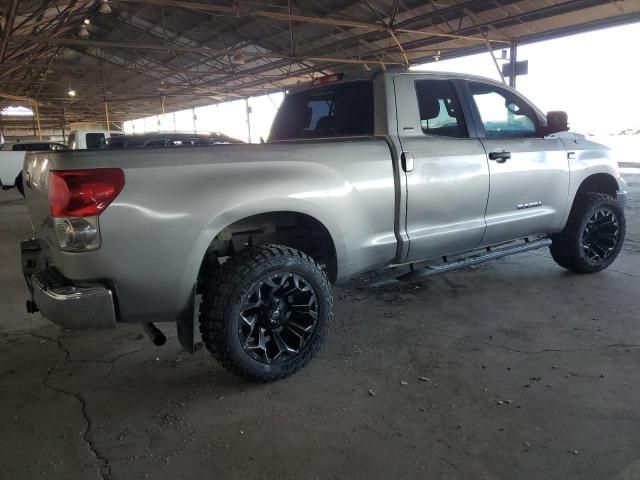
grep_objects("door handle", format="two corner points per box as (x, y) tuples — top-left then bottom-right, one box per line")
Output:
(488, 151), (511, 163)
(401, 152), (414, 172)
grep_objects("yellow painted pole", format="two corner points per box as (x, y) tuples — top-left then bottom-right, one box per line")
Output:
(33, 100), (42, 140)
(104, 100), (110, 129)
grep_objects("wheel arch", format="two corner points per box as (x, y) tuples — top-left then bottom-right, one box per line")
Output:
(559, 172), (622, 235)
(575, 173), (619, 198)
(176, 202), (344, 352)
(180, 200), (346, 304)
(199, 210), (340, 283)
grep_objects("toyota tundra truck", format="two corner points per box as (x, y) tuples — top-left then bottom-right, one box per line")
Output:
(20, 71), (628, 382)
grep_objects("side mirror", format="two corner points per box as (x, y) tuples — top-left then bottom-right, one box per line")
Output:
(545, 111), (569, 134)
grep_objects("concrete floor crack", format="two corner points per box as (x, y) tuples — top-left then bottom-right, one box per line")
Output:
(1, 330), (150, 365)
(41, 376), (112, 480)
(428, 332), (640, 355)
(0, 331), (70, 360)
(474, 340), (640, 355)
(1, 330), (114, 480)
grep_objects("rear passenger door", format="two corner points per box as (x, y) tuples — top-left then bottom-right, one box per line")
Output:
(465, 81), (569, 245)
(394, 75), (490, 262)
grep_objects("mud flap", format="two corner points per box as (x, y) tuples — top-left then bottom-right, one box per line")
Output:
(176, 286), (202, 354)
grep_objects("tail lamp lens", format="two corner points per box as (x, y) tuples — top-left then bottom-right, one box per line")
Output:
(49, 169), (124, 252)
(54, 216), (100, 252)
(49, 169), (124, 218)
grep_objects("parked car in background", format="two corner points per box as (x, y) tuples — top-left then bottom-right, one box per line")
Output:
(3, 141), (67, 152)
(105, 132), (244, 148)
(67, 130), (124, 149)
(0, 141), (68, 195)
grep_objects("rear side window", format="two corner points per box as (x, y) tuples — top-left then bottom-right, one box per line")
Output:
(269, 81), (373, 141)
(415, 80), (467, 138)
(86, 133), (106, 149)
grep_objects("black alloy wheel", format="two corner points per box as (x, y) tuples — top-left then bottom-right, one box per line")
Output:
(199, 245), (333, 382)
(238, 272), (319, 364)
(581, 207), (620, 264)
(550, 192), (625, 273)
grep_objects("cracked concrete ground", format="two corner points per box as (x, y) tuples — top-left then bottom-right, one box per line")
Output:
(1, 176), (639, 480)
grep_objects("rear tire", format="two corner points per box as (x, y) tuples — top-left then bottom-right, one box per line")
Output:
(199, 245), (333, 382)
(550, 192), (625, 273)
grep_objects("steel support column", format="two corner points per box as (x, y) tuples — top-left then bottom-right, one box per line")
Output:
(509, 40), (518, 88)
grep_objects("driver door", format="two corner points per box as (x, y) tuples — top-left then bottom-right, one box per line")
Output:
(465, 81), (570, 246)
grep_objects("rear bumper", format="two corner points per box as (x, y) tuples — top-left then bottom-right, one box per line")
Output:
(21, 239), (116, 329)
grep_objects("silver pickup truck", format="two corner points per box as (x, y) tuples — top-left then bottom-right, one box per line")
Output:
(20, 71), (627, 382)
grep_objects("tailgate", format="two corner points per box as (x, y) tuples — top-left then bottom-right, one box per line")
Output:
(23, 151), (59, 252)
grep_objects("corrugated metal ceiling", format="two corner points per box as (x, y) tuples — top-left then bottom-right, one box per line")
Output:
(0, 0), (638, 125)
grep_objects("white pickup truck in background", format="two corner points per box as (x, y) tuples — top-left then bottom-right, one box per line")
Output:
(67, 130), (124, 149)
(0, 141), (68, 194)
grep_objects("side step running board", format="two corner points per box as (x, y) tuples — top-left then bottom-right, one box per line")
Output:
(397, 237), (552, 282)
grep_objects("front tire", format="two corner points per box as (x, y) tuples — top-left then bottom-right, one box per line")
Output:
(199, 245), (333, 382)
(550, 192), (625, 273)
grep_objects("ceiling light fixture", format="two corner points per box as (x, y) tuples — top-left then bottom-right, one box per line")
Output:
(84, 18), (90, 25)
(78, 24), (89, 38)
(98, 0), (112, 14)
(68, 89), (76, 97)
(231, 53), (245, 65)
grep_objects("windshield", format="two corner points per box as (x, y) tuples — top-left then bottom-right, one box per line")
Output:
(269, 81), (373, 141)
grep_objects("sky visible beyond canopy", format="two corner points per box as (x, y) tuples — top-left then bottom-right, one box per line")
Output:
(125, 21), (640, 141)
(413, 21), (640, 135)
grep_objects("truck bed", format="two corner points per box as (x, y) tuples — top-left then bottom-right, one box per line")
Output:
(23, 140), (398, 324)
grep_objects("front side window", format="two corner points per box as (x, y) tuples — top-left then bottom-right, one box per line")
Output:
(469, 82), (538, 138)
(415, 80), (467, 138)
(269, 81), (373, 141)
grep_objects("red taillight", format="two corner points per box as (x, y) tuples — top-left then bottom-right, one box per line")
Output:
(49, 169), (124, 217)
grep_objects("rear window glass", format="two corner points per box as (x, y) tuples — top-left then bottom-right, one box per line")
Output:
(269, 81), (373, 141)
(86, 133), (106, 149)
(11, 143), (66, 151)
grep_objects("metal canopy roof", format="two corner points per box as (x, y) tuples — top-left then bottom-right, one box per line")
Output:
(1, 0), (639, 126)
